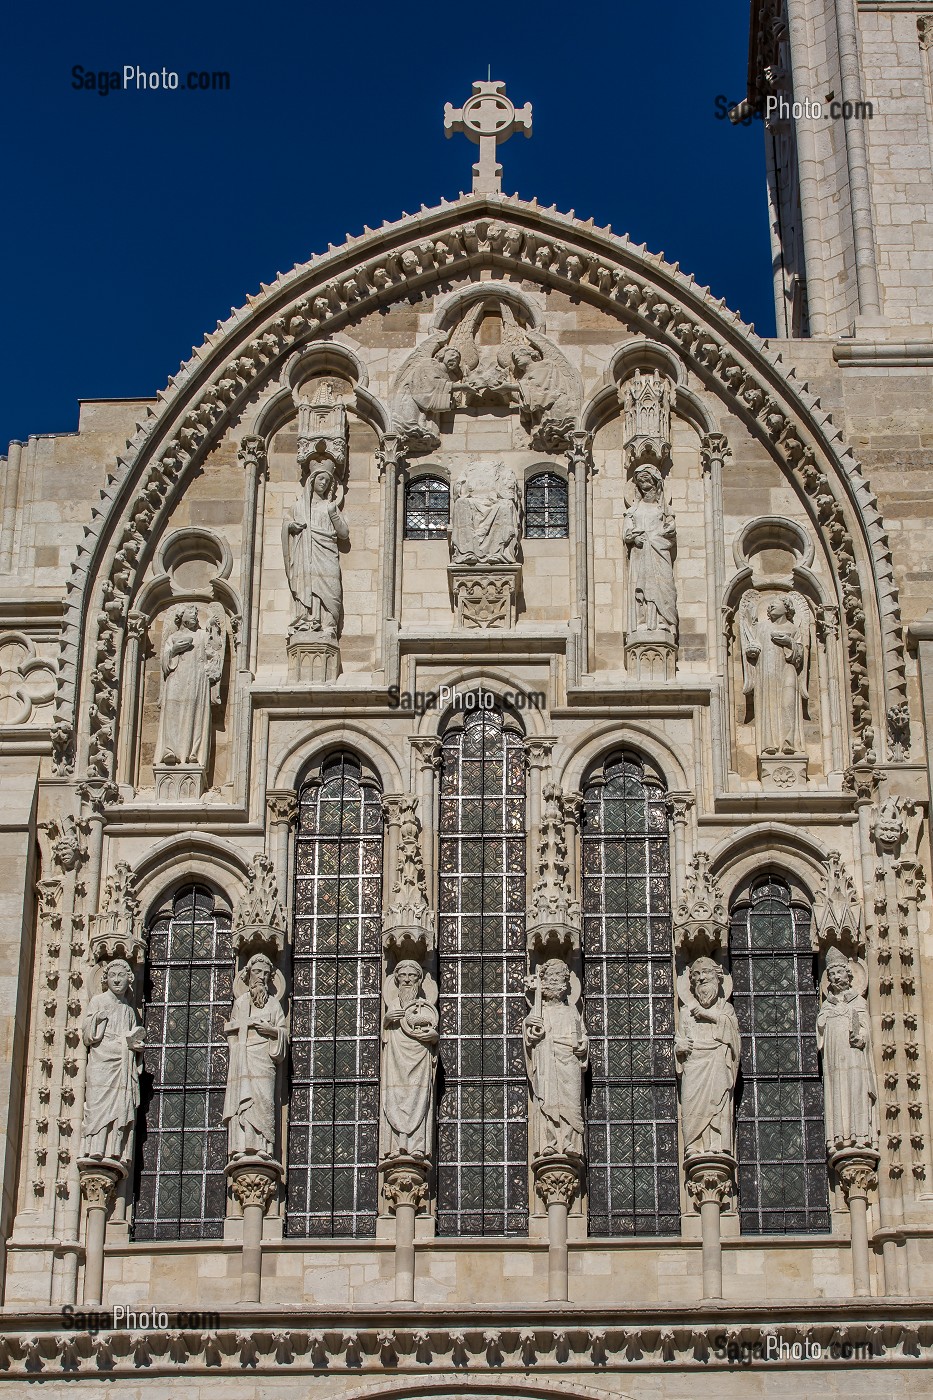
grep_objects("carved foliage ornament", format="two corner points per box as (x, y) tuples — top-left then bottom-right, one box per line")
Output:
(68, 216), (891, 780)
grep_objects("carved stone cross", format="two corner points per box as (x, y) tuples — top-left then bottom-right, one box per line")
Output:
(444, 80), (532, 194)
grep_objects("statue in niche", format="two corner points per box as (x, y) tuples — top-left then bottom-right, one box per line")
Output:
(449, 460), (521, 566)
(674, 956), (740, 1160)
(391, 336), (463, 449)
(622, 464), (678, 639)
(80, 959), (146, 1166)
(155, 603), (226, 767)
(223, 952), (288, 1161)
(816, 946), (878, 1153)
(282, 464), (349, 641)
(739, 589), (813, 756)
(381, 960), (438, 1160)
(523, 958), (589, 1160)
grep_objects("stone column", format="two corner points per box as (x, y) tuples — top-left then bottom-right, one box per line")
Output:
(685, 1154), (734, 1300)
(237, 436), (267, 674)
(566, 431), (592, 678)
(78, 1159), (123, 1306)
(226, 1158), (281, 1304)
(410, 738), (442, 903)
(524, 739), (554, 910)
(666, 792), (694, 903)
(266, 792), (298, 922)
(115, 611), (148, 785)
(377, 435), (402, 672)
(0, 439), (24, 572)
(832, 1148), (879, 1297)
(381, 1157), (428, 1302)
(533, 1156), (581, 1303)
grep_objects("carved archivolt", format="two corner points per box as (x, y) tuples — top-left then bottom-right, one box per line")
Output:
(56, 198), (903, 783)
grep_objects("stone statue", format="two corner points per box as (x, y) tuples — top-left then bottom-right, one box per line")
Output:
(505, 338), (577, 451)
(622, 465), (678, 639)
(816, 947), (878, 1153)
(391, 336), (463, 449)
(381, 960), (438, 1160)
(80, 959), (146, 1166)
(282, 465), (349, 640)
(155, 603), (226, 766)
(449, 460), (521, 566)
(523, 958), (588, 1160)
(222, 953), (288, 1161)
(740, 589), (813, 756)
(674, 956), (740, 1160)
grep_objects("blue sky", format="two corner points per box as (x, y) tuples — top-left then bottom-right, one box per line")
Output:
(1, 0), (771, 449)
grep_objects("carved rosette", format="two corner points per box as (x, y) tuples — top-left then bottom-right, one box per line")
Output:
(533, 1154), (582, 1209)
(226, 1157), (282, 1212)
(448, 565), (521, 629)
(831, 1147), (880, 1203)
(381, 1156), (429, 1213)
(685, 1153), (735, 1211)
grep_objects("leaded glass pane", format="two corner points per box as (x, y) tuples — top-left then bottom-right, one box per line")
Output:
(731, 877), (829, 1234)
(436, 707), (529, 1236)
(286, 753), (382, 1238)
(134, 885), (232, 1241)
(582, 753), (679, 1237)
(405, 474), (450, 539)
(524, 472), (569, 538)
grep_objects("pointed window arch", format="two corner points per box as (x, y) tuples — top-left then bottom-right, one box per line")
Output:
(730, 874), (829, 1233)
(581, 752), (679, 1236)
(286, 752), (383, 1237)
(436, 704), (529, 1236)
(134, 884), (233, 1240)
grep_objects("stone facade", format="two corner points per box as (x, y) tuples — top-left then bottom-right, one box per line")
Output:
(1, 38), (933, 1400)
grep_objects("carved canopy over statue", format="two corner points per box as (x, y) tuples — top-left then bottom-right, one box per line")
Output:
(155, 603), (226, 767)
(282, 465), (349, 640)
(674, 956), (740, 1160)
(449, 460), (521, 565)
(622, 465), (678, 639)
(381, 960), (439, 1160)
(523, 958), (589, 1160)
(817, 947), (878, 1154)
(80, 959), (146, 1166)
(739, 589), (813, 756)
(223, 953), (288, 1161)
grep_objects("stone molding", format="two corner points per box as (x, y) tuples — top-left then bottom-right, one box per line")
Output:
(55, 196), (901, 785)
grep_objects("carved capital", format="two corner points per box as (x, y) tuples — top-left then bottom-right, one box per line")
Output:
(409, 736), (443, 773)
(533, 1156), (581, 1208)
(78, 1158), (123, 1211)
(376, 432), (403, 477)
(832, 1148), (880, 1202)
(699, 432), (731, 474)
(666, 790), (695, 824)
(565, 429), (593, 473)
(843, 764), (881, 806)
(126, 610), (148, 642)
(524, 738), (555, 771)
(381, 1158), (428, 1212)
(226, 1159), (281, 1212)
(238, 434), (267, 477)
(77, 780), (120, 818)
(266, 791), (298, 828)
(685, 1155), (735, 1210)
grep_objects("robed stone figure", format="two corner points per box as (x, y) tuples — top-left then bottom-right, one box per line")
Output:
(282, 465), (349, 640)
(381, 961), (438, 1160)
(816, 947), (878, 1153)
(80, 959), (146, 1166)
(740, 590), (812, 756)
(622, 465), (678, 639)
(392, 344), (462, 446)
(523, 959), (589, 1160)
(449, 460), (521, 566)
(155, 604), (225, 767)
(223, 953), (287, 1161)
(674, 956), (740, 1159)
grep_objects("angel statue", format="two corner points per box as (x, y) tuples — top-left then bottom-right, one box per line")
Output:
(390, 334), (463, 450)
(282, 464), (349, 640)
(622, 465), (678, 639)
(155, 603), (226, 768)
(739, 589), (813, 756)
(501, 336), (578, 451)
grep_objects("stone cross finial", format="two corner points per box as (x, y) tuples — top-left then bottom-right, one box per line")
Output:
(444, 80), (532, 194)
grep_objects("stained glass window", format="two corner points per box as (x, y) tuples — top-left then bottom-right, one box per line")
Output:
(525, 472), (569, 538)
(134, 885), (232, 1240)
(436, 706), (529, 1236)
(286, 753), (382, 1237)
(731, 876), (829, 1234)
(405, 474), (450, 539)
(582, 753), (680, 1236)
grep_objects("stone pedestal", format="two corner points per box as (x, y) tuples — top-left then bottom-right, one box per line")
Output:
(78, 1157), (125, 1306)
(153, 764), (205, 803)
(448, 564), (521, 629)
(532, 1153), (582, 1303)
(226, 1157), (281, 1304)
(685, 1152), (735, 1300)
(381, 1155), (428, 1302)
(758, 754), (809, 788)
(624, 633), (677, 682)
(287, 638), (341, 684)
(832, 1147), (880, 1298)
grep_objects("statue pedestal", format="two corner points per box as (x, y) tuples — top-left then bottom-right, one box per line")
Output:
(758, 753), (809, 788)
(153, 764), (205, 803)
(287, 637), (341, 684)
(448, 564), (521, 629)
(830, 1147), (880, 1298)
(78, 1157), (125, 1306)
(226, 1156), (282, 1304)
(380, 1155), (429, 1302)
(532, 1153), (583, 1303)
(624, 632), (677, 682)
(685, 1152), (735, 1301)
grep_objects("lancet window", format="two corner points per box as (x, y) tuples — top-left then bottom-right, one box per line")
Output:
(404, 473), (450, 539)
(286, 753), (383, 1237)
(134, 885), (233, 1240)
(581, 753), (680, 1236)
(436, 705), (529, 1236)
(730, 875), (829, 1234)
(524, 471), (569, 538)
